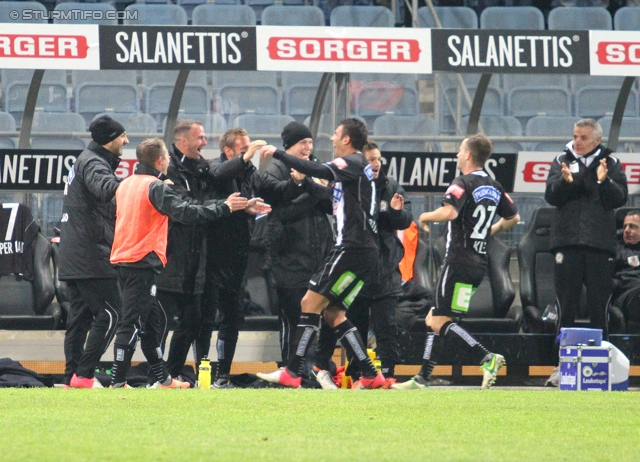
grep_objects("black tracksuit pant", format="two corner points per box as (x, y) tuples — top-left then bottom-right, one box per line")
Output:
(554, 246), (615, 340)
(63, 278), (121, 383)
(275, 287), (306, 365)
(160, 291), (202, 377)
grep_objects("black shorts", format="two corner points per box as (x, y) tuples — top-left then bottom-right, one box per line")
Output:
(432, 262), (486, 318)
(308, 248), (379, 311)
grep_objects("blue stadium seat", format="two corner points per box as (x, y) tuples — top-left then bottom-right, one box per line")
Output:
(525, 116), (576, 152)
(192, 4), (256, 25)
(282, 72), (323, 123)
(330, 6), (394, 27)
(0, 112), (17, 149)
(598, 116), (640, 152)
(213, 71), (280, 119)
(462, 115), (524, 153)
(438, 73), (503, 134)
(571, 75), (638, 120)
(53, 2), (117, 25)
(262, 5), (325, 26)
(142, 71), (210, 127)
(504, 74), (571, 119)
(417, 6), (478, 28)
(372, 115), (440, 152)
(73, 70), (140, 127)
(548, 6), (612, 30)
(124, 4), (188, 25)
(351, 73), (420, 124)
(31, 112), (88, 150)
(245, 0), (275, 23)
(231, 114), (295, 149)
(480, 6), (544, 30)
(1, 69), (69, 129)
(0, 1), (47, 23)
(614, 7), (640, 30)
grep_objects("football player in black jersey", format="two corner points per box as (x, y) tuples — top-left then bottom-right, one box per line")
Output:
(393, 134), (520, 390)
(257, 118), (386, 389)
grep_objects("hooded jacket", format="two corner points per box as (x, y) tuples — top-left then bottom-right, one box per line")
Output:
(545, 141), (628, 255)
(58, 141), (121, 280)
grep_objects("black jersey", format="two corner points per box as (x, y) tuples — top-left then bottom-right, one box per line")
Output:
(325, 152), (378, 250)
(0, 203), (39, 280)
(442, 170), (518, 267)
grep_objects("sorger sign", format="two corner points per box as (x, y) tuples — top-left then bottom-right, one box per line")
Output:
(256, 26), (431, 73)
(0, 24), (99, 70)
(590, 31), (640, 76)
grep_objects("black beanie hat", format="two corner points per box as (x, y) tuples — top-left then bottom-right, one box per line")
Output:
(89, 115), (126, 145)
(281, 121), (313, 150)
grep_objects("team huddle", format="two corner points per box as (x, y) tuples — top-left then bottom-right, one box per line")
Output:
(58, 114), (518, 390)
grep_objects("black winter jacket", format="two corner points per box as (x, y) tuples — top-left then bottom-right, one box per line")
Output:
(58, 141), (121, 280)
(545, 143), (628, 255)
(157, 146), (218, 295)
(613, 239), (640, 299)
(375, 171), (413, 298)
(265, 156), (334, 289)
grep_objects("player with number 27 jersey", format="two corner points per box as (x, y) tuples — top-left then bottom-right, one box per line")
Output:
(443, 170), (518, 268)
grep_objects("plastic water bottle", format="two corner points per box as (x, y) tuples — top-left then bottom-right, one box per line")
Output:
(198, 358), (211, 389)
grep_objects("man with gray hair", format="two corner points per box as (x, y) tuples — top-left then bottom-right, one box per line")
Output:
(544, 118), (628, 385)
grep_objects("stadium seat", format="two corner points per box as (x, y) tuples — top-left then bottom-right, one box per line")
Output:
(1, 69), (69, 129)
(261, 5), (325, 26)
(330, 6), (394, 27)
(0, 204), (62, 330)
(124, 4), (188, 25)
(213, 71), (280, 119)
(0, 112), (17, 149)
(571, 76), (638, 120)
(142, 71), (210, 127)
(191, 4), (256, 25)
(432, 234), (523, 333)
(31, 112), (88, 150)
(351, 73), (420, 124)
(525, 116), (576, 152)
(417, 6), (478, 28)
(372, 115), (440, 152)
(230, 114), (295, 149)
(504, 74), (571, 119)
(53, 2), (117, 24)
(548, 6), (612, 30)
(598, 116), (640, 152)
(163, 113), (227, 139)
(245, 0), (275, 23)
(73, 70), (140, 127)
(93, 112), (157, 147)
(517, 206), (625, 334)
(438, 73), (503, 134)
(281, 72), (323, 123)
(614, 6), (640, 30)
(0, 1), (47, 23)
(480, 6), (544, 30)
(462, 116), (524, 153)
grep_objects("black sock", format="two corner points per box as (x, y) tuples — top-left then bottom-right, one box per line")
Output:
(314, 318), (336, 372)
(441, 322), (491, 365)
(418, 332), (443, 379)
(143, 345), (169, 384)
(216, 337), (238, 378)
(334, 320), (378, 379)
(287, 313), (321, 377)
(111, 345), (134, 386)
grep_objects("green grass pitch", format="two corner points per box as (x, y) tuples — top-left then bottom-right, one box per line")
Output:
(1, 388), (638, 461)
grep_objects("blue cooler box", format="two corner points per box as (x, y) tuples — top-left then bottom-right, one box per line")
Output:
(559, 341), (629, 391)
(558, 327), (602, 347)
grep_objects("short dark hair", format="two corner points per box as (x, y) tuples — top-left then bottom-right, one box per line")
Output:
(136, 138), (167, 168)
(339, 118), (368, 152)
(219, 128), (248, 152)
(465, 134), (492, 167)
(626, 210), (640, 220)
(173, 119), (203, 141)
(363, 139), (379, 153)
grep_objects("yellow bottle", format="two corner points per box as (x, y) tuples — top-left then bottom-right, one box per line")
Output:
(198, 358), (211, 389)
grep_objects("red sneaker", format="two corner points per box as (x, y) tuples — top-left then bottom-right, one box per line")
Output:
(70, 374), (95, 389)
(382, 377), (397, 389)
(352, 373), (385, 390)
(257, 368), (302, 388)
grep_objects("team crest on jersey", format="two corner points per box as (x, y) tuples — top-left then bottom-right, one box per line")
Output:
(364, 164), (374, 180)
(629, 255), (640, 267)
(555, 252), (564, 264)
(380, 200), (388, 212)
(472, 185), (501, 204)
(445, 184), (465, 199)
(331, 158), (348, 169)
